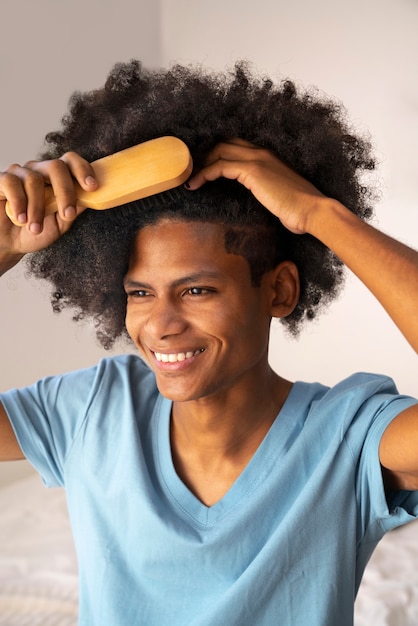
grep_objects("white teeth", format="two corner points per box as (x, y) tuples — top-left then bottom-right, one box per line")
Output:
(154, 349), (203, 363)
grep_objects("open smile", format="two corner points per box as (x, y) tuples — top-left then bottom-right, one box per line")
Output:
(153, 348), (205, 364)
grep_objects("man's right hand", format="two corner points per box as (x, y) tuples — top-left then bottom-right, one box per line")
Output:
(0, 152), (98, 271)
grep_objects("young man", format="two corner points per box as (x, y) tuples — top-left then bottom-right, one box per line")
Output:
(0, 61), (417, 625)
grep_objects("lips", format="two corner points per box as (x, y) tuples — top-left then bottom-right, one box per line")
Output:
(153, 348), (204, 363)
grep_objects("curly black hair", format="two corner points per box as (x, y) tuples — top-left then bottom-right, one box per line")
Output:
(27, 60), (376, 349)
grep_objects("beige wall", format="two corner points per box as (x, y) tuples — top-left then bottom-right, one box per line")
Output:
(0, 0), (161, 483)
(161, 0), (418, 394)
(1, 0), (417, 484)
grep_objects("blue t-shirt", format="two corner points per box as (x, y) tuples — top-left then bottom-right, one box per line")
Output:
(1, 354), (418, 626)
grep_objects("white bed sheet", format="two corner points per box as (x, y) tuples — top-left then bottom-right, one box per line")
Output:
(0, 474), (78, 625)
(1, 473), (418, 625)
(355, 518), (418, 625)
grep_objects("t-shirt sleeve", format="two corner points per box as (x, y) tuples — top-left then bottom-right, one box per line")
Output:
(0, 355), (142, 487)
(1, 361), (108, 487)
(341, 374), (418, 539)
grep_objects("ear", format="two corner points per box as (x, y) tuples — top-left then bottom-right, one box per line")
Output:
(268, 261), (300, 319)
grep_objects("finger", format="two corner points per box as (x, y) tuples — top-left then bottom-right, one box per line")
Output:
(202, 141), (253, 166)
(23, 157), (87, 223)
(187, 139), (279, 191)
(223, 138), (259, 148)
(0, 169), (30, 225)
(59, 151), (98, 191)
(186, 159), (254, 191)
(3, 164), (47, 233)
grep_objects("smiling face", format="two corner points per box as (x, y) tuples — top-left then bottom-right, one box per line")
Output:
(124, 218), (293, 405)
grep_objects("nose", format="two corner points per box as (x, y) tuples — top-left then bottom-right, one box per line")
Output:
(143, 295), (187, 340)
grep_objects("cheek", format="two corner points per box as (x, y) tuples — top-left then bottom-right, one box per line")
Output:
(228, 294), (270, 328)
(216, 305), (271, 353)
(125, 307), (145, 343)
(124, 306), (133, 335)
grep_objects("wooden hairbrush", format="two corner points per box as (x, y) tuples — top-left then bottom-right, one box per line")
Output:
(5, 136), (193, 223)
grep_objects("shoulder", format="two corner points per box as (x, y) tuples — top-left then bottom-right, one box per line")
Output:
(94, 353), (154, 382)
(75, 353), (158, 406)
(291, 372), (416, 438)
(1, 354), (158, 422)
(59, 353), (156, 390)
(305, 372), (402, 407)
(291, 372), (400, 413)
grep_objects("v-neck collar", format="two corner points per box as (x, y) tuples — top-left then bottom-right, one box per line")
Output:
(153, 382), (306, 527)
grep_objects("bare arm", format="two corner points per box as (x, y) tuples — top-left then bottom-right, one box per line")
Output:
(301, 197), (418, 490)
(0, 403), (24, 460)
(306, 200), (418, 353)
(0, 153), (98, 460)
(188, 139), (418, 489)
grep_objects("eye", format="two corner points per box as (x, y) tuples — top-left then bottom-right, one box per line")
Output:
(189, 287), (206, 295)
(126, 289), (151, 299)
(186, 287), (210, 296)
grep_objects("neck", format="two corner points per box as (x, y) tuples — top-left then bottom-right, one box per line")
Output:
(173, 367), (290, 447)
(170, 365), (292, 505)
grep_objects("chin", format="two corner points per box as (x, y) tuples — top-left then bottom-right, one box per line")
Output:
(155, 380), (211, 403)
(154, 381), (194, 402)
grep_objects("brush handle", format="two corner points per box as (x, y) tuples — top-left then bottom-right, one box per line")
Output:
(5, 136), (192, 222)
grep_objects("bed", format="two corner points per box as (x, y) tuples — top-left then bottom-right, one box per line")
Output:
(1, 473), (418, 625)
(0, 474), (78, 626)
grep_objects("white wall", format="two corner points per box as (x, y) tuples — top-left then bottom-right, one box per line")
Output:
(161, 0), (418, 395)
(0, 0), (162, 484)
(0, 0), (417, 485)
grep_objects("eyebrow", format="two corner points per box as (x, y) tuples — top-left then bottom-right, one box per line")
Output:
(123, 271), (224, 290)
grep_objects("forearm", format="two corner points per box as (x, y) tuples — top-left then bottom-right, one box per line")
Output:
(309, 199), (418, 352)
(0, 251), (24, 277)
